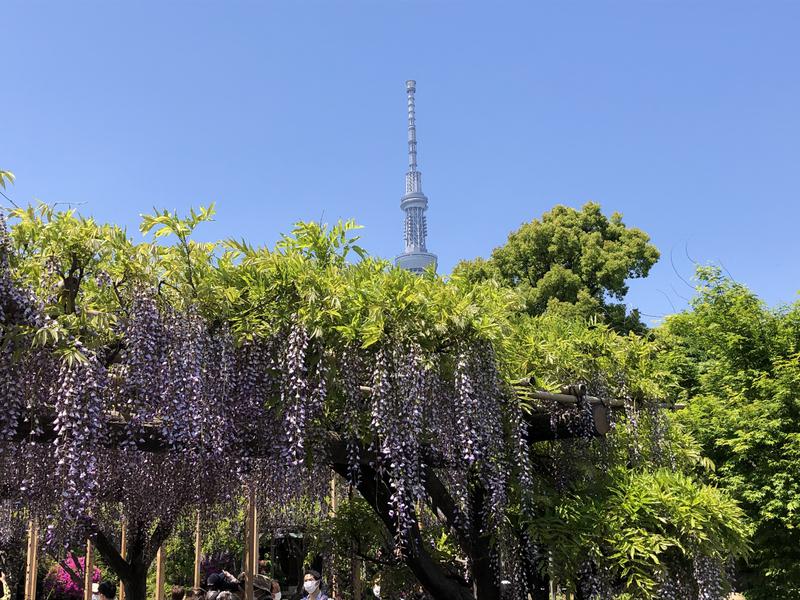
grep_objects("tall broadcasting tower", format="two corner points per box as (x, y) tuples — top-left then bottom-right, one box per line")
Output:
(395, 80), (437, 273)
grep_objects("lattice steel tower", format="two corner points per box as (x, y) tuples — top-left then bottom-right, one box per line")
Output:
(395, 80), (437, 273)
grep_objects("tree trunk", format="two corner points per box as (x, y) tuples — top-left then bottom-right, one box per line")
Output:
(91, 519), (174, 600)
(467, 483), (500, 600)
(329, 460), (474, 600)
(120, 568), (148, 600)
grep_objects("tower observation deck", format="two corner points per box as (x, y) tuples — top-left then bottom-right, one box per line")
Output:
(395, 80), (437, 274)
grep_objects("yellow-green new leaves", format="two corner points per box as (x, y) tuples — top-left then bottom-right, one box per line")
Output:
(139, 204), (216, 239)
(0, 170), (15, 189)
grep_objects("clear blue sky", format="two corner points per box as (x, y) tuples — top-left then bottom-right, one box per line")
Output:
(3, 1), (799, 322)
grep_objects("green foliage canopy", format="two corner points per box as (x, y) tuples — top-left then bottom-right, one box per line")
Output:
(658, 267), (800, 599)
(453, 202), (659, 332)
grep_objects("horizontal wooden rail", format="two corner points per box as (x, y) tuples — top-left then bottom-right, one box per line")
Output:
(5, 382), (679, 464)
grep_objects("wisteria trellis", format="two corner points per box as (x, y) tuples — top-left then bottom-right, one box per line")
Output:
(0, 212), (737, 600)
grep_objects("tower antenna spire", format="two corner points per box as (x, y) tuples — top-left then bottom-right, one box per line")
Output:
(395, 80), (437, 274)
(407, 79), (418, 173)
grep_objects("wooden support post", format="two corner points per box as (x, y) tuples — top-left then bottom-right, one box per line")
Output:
(351, 554), (363, 600)
(31, 532), (40, 600)
(83, 540), (94, 600)
(24, 519), (39, 600)
(242, 508), (249, 600)
(345, 481), (363, 600)
(154, 546), (165, 600)
(250, 503), (259, 582)
(119, 524), (127, 600)
(243, 493), (255, 600)
(193, 511), (202, 589)
(329, 476), (338, 600)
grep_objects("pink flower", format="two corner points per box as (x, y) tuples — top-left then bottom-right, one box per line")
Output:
(44, 556), (101, 600)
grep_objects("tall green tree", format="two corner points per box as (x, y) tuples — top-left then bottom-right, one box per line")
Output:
(453, 202), (659, 332)
(658, 267), (800, 599)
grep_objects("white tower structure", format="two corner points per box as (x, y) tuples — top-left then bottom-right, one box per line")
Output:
(395, 80), (437, 273)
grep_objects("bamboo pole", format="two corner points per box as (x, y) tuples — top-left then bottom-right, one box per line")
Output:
(154, 547), (165, 600)
(83, 540), (94, 600)
(24, 519), (38, 600)
(119, 524), (127, 600)
(193, 511), (202, 589)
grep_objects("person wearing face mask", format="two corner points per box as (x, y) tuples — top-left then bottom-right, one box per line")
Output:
(268, 579), (281, 600)
(300, 570), (328, 600)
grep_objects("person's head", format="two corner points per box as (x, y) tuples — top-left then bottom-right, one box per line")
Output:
(206, 574), (222, 591)
(172, 585), (185, 600)
(98, 581), (116, 600)
(302, 570), (321, 595)
(257, 560), (270, 576)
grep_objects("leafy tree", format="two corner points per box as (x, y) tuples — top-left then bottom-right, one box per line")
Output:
(453, 202), (659, 332)
(658, 267), (800, 599)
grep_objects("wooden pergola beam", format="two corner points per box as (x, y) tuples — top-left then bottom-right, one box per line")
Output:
(9, 385), (627, 454)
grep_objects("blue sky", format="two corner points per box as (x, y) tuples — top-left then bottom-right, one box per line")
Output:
(3, 0), (799, 322)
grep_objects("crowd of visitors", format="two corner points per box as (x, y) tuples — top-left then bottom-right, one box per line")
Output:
(0, 563), (388, 600)
(171, 561), (330, 600)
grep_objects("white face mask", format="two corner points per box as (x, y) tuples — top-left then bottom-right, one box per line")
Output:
(272, 594), (281, 600)
(373, 585), (381, 597)
(303, 580), (318, 594)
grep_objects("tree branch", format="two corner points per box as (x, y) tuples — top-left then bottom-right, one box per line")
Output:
(91, 528), (132, 581)
(146, 519), (174, 564)
(422, 466), (473, 555)
(61, 552), (84, 588)
(328, 448), (473, 600)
